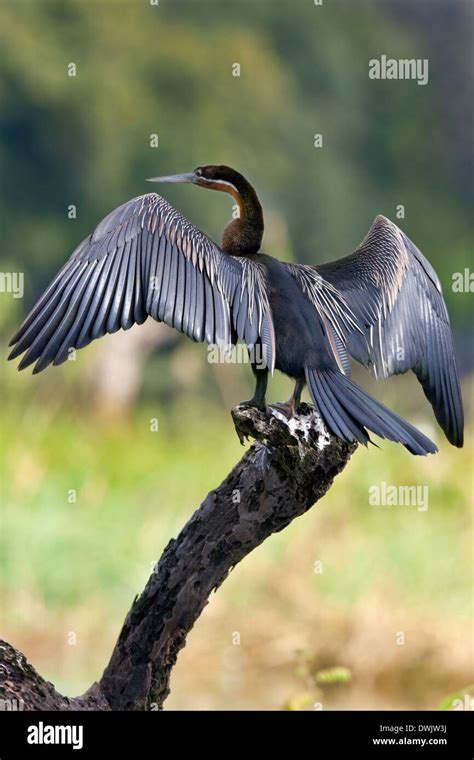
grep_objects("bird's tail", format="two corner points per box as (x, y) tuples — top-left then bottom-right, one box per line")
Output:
(305, 367), (437, 456)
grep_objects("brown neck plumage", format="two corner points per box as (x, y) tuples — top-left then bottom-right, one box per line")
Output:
(205, 174), (264, 256)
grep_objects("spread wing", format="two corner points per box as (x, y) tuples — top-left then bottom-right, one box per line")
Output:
(9, 193), (275, 374)
(289, 215), (463, 447)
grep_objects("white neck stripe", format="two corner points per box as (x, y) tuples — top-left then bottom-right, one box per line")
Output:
(205, 178), (239, 195)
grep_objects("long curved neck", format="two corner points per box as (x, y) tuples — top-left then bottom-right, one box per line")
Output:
(219, 175), (264, 256)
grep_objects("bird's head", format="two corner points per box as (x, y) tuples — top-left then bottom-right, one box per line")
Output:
(147, 165), (263, 254)
(147, 165), (246, 199)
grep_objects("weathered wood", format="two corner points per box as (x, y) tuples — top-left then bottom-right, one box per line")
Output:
(0, 404), (356, 711)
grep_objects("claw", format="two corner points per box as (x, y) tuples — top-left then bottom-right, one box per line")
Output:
(238, 399), (266, 413)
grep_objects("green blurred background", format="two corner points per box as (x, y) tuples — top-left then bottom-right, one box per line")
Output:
(0, 0), (472, 710)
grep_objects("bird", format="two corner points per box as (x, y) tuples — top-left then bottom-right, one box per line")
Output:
(8, 165), (463, 455)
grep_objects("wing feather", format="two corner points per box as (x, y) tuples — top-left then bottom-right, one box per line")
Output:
(314, 215), (463, 446)
(9, 193), (275, 374)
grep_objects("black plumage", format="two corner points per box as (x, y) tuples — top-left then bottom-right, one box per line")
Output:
(9, 165), (463, 455)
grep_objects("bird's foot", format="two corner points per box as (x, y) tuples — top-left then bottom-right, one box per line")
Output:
(237, 398), (266, 413)
(232, 400), (268, 445)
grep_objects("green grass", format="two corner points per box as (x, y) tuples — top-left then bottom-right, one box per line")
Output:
(2, 385), (471, 619)
(1, 394), (243, 618)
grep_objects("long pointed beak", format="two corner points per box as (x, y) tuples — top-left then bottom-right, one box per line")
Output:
(146, 172), (197, 184)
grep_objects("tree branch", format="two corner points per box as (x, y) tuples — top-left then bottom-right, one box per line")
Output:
(0, 404), (356, 711)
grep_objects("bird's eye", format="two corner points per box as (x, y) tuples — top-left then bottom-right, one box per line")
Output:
(195, 167), (203, 176)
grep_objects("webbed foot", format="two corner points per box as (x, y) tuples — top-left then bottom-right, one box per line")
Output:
(238, 398), (266, 413)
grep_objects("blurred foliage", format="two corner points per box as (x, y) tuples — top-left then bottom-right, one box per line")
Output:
(0, 0), (472, 709)
(0, 0), (472, 336)
(315, 666), (352, 685)
(284, 653), (352, 710)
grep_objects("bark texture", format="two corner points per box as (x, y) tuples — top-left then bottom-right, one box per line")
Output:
(0, 404), (356, 711)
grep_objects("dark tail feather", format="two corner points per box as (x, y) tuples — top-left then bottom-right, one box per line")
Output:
(305, 367), (437, 456)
